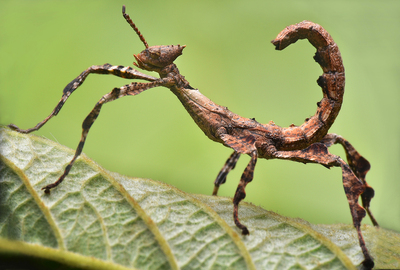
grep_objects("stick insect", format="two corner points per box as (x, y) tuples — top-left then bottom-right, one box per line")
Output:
(9, 6), (377, 268)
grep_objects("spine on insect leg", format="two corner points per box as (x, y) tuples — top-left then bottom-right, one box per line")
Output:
(271, 21), (345, 150)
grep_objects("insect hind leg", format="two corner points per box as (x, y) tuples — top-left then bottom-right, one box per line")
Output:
(267, 142), (373, 268)
(320, 133), (378, 227)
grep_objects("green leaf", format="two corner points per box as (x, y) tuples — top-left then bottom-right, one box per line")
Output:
(0, 126), (399, 270)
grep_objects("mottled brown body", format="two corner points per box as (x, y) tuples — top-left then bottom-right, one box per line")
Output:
(8, 7), (376, 269)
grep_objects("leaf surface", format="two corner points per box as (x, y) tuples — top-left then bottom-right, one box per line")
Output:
(0, 127), (399, 270)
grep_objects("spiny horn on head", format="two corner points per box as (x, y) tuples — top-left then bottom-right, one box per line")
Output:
(122, 5), (149, 48)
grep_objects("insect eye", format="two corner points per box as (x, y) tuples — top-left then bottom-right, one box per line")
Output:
(147, 47), (161, 59)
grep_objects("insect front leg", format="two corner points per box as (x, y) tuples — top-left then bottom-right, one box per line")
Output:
(8, 64), (157, 134)
(320, 133), (378, 227)
(42, 79), (171, 194)
(266, 143), (374, 269)
(213, 151), (241, 196)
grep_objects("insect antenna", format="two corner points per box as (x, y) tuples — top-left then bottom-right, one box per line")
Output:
(122, 5), (149, 48)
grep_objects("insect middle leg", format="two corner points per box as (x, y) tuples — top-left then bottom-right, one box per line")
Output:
(213, 151), (241, 196)
(8, 64), (157, 134)
(41, 78), (171, 194)
(233, 151), (257, 235)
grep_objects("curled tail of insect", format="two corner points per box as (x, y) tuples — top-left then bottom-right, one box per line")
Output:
(271, 21), (345, 150)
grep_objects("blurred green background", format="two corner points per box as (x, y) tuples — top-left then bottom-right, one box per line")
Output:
(1, 0), (399, 233)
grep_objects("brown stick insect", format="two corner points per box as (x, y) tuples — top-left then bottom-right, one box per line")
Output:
(8, 6), (377, 268)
